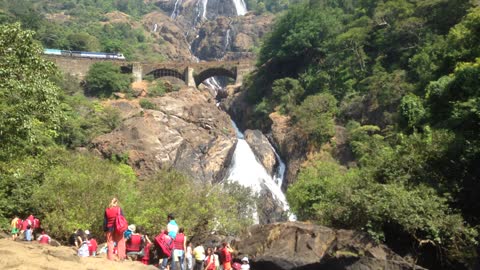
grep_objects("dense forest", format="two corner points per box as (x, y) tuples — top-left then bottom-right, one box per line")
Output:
(245, 0), (480, 269)
(1, 0), (480, 269)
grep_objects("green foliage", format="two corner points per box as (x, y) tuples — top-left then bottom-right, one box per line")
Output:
(131, 170), (256, 237)
(147, 81), (167, 97)
(0, 23), (63, 160)
(31, 151), (138, 241)
(293, 93), (338, 145)
(84, 62), (131, 97)
(67, 32), (100, 51)
(139, 99), (157, 110)
(287, 156), (478, 265)
(399, 93), (426, 129)
(271, 78), (304, 113)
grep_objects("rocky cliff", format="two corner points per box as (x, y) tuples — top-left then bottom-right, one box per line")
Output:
(234, 222), (427, 270)
(92, 88), (236, 182)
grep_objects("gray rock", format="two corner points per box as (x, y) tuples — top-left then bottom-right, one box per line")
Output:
(234, 222), (426, 270)
(243, 129), (278, 176)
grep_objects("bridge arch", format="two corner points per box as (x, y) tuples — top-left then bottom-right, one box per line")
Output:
(146, 68), (186, 83)
(194, 67), (236, 87)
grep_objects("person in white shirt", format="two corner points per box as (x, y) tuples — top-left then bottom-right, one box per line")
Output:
(240, 257), (250, 270)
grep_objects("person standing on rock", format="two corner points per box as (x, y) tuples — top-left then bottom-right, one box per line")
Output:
(192, 243), (205, 270)
(172, 227), (187, 270)
(103, 197), (126, 261)
(167, 213), (179, 239)
(10, 216), (20, 241)
(220, 242), (234, 270)
(186, 242), (193, 270)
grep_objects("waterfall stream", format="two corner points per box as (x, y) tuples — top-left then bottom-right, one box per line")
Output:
(225, 121), (295, 223)
(171, 0), (183, 19)
(170, 0), (292, 223)
(232, 0), (248, 16)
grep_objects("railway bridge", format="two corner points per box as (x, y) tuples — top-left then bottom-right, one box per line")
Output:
(44, 56), (255, 87)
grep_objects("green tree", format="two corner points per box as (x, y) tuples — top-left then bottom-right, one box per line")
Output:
(67, 32), (100, 51)
(84, 62), (131, 97)
(293, 93), (338, 145)
(271, 77), (305, 113)
(132, 170), (256, 237)
(31, 151), (138, 241)
(0, 23), (63, 160)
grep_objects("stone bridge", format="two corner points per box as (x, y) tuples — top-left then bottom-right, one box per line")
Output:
(44, 56), (255, 87)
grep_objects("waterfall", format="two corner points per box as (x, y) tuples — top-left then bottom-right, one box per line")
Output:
(201, 0), (208, 19)
(232, 0), (247, 16)
(224, 29), (231, 52)
(171, 0), (183, 19)
(226, 121), (293, 223)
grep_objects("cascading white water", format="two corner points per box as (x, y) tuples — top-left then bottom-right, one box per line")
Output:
(226, 122), (292, 219)
(182, 0), (293, 223)
(201, 0), (208, 19)
(224, 29), (231, 52)
(232, 0), (247, 16)
(171, 0), (183, 19)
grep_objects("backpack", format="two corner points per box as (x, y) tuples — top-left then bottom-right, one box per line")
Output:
(115, 208), (128, 233)
(154, 233), (173, 257)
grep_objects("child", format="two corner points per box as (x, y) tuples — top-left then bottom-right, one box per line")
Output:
(37, 231), (51, 244)
(87, 234), (98, 256)
(10, 216), (20, 241)
(24, 225), (33, 241)
(77, 231), (90, 257)
(240, 257), (250, 270)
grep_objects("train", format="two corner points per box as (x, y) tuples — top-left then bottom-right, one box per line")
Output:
(44, 48), (126, 60)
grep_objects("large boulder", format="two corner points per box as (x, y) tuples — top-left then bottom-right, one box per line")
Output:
(92, 87), (236, 182)
(243, 129), (277, 176)
(234, 222), (426, 270)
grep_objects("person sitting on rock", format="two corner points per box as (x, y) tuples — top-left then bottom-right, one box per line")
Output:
(240, 257), (250, 270)
(126, 224), (144, 259)
(77, 231), (90, 257)
(37, 231), (51, 244)
(24, 225), (33, 241)
(87, 234), (98, 256)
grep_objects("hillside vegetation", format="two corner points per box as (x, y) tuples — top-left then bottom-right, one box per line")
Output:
(0, 22), (255, 244)
(246, 0), (480, 269)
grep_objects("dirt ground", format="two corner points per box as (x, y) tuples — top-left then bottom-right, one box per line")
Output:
(0, 238), (157, 270)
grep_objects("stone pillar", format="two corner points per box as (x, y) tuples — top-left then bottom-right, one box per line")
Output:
(236, 65), (255, 85)
(185, 67), (196, 87)
(132, 63), (143, 82)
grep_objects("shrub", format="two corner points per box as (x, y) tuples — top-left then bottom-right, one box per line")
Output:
(139, 99), (157, 110)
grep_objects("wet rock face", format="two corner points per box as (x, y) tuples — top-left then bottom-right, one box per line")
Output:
(190, 13), (274, 60)
(234, 222), (426, 270)
(92, 88), (236, 182)
(243, 129), (277, 176)
(269, 112), (308, 189)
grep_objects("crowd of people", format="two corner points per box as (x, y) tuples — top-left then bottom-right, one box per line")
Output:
(10, 214), (51, 244)
(103, 197), (251, 270)
(8, 197), (251, 270)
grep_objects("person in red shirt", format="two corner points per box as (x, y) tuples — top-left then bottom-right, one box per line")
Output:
(103, 197), (126, 260)
(204, 247), (216, 270)
(37, 231), (51, 244)
(126, 225), (143, 258)
(87, 234), (98, 256)
(221, 242), (234, 270)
